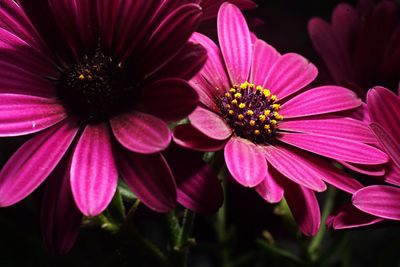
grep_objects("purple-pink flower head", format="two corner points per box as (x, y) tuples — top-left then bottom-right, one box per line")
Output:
(174, 3), (389, 236)
(0, 0), (223, 253)
(328, 86), (400, 229)
(309, 0), (400, 99)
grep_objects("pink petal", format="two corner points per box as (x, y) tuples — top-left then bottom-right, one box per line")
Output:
(329, 204), (385, 230)
(367, 87), (400, 144)
(278, 132), (389, 165)
(71, 123), (118, 216)
(224, 137), (267, 187)
(189, 106), (232, 140)
(280, 86), (361, 119)
(190, 74), (220, 112)
(384, 163), (400, 187)
(217, 3), (252, 84)
(164, 145), (223, 213)
(255, 164), (284, 203)
(111, 112), (171, 154)
(249, 39), (280, 86)
(332, 3), (360, 54)
(190, 32), (230, 96)
(0, 94), (67, 137)
(340, 161), (385, 177)
(119, 150), (177, 212)
(173, 124), (226, 152)
(264, 53), (318, 100)
(136, 78), (199, 122)
(263, 144), (326, 192)
(353, 185), (400, 220)
(279, 116), (377, 144)
(282, 179), (321, 236)
(370, 123), (400, 169)
(0, 120), (78, 206)
(41, 156), (81, 255)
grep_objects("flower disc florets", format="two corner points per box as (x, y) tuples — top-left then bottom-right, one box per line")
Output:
(220, 81), (283, 144)
(58, 48), (134, 124)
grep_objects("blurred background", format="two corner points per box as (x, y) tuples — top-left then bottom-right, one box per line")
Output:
(1, 1), (400, 266)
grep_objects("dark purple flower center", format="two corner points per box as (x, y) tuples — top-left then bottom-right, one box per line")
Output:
(220, 82), (283, 144)
(57, 48), (136, 124)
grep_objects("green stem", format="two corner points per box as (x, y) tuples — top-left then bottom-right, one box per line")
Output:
(308, 186), (337, 261)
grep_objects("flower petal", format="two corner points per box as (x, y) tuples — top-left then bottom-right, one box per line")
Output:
(329, 204), (384, 230)
(279, 116), (377, 144)
(136, 78), (199, 122)
(353, 185), (400, 220)
(111, 112), (171, 154)
(255, 164), (284, 203)
(340, 161), (385, 177)
(278, 132), (389, 165)
(250, 39), (280, 86)
(71, 123), (118, 216)
(189, 106), (232, 140)
(370, 123), (400, 169)
(191, 32), (230, 96)
(224, 137), (267, 187)
(41, 156), (81, 255)
(0, 120), (78, 207)
(0, 94), (67, 137)
(264, 53), (318, 100)
(119, 150), (177, 212)
(282, 179), (321, 236)
(280, 86), (361, 119)
(173, 124), (226, 152)
(164, 144), (223, 213)
(217, 3), (252, 84)
(263, 144), (327, 192)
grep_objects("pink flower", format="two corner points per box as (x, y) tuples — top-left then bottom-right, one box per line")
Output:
(328, 86), (400, 229)
(308, 0), (400, 99)
(0, 0), (223, 254)
(174, 3), (389, 236)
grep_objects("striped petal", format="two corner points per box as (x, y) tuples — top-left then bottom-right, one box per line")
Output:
(255, 164), (284, 203)
(250, 39), (280, 87)
(189, 106), (232, 140)
(370, 123), (400, 169)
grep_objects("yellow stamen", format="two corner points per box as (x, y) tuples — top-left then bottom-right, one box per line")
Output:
(231, 99), (238, 105)
(270, 95), (277, 101)
(264, 124), (270, 130)
(259, 114), (266, 122)
(78, 74), (85, 80)
(238, 103), (246, 109)
(238, 114), (244, 120)
(234, 93), (242, 99)
(264, 110), (271, 116)
(225, 93), (231, 98)
(246, 110), (254, 116)
(249, 83), (255, 88)
(228, 110), (234, 115)
(271, 119), (277, 126)
(256, 85), (263, 92)
(254, 130), (261, 135)
(226, 104), (231, 109)
(229, 88), (236, 93)
(272, 104), (280, 110)
(249, 120), (256, 126)
(263, 89), (271, 98)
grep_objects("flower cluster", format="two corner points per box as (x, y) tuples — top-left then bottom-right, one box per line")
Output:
(0, 0), (398, 257)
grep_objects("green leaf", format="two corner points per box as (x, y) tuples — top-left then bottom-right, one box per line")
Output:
(257, 239), (303, 264)
(118, 179), (137, 202)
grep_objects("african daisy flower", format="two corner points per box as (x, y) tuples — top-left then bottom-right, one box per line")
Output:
(174, 3), (389, 236)
(308, 0), (400, 99)
(0, 0), (224, 253)
(328, 86), (400, 229)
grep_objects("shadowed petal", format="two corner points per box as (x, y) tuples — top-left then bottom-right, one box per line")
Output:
(191, 32), (230, 96)
(0, 94), (67, 137)
(263, 145), (326, 192)
(370, 123), (400, 169)
(136, 78), (199, 122)
(280, 86), (361, 118)
(250, 39), (280, 86)
(329, 204), (384, 230)
(111, 112), (171, 154)
(189, 106), (232, 140)
(173, 124), (226, 152)
(279, 116), (377, 144)
(340, 161), (385, 177)
(190, 74), (220, 112)
(0, 120), (78, 206)
(283, 179), (321, 236)
(264, 53), (318, 100)
(218, 3), (252, 84)
(353, 185), (400, 220)
(71, 123), (118, 216)
(255, 164), (284, 203)
(224, 137), (267, 187)
(41, 156), (81, 255)
(278, 132), (388, 165)
(164, 145), (223, 213)
(119, 150), (177, 212)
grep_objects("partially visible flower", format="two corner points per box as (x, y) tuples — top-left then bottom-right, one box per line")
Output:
(0, 0), (222, 254)
(308, 0), (400, 99)
(328, 86), (400, 229)
(174, 3), (388, 236)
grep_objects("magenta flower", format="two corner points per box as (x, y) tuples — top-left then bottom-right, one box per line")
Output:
(174, 3), (389, 236)
(328, 86), (400, 229)
(308, 0), (400, 99)
(0, 0), (223, 254)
